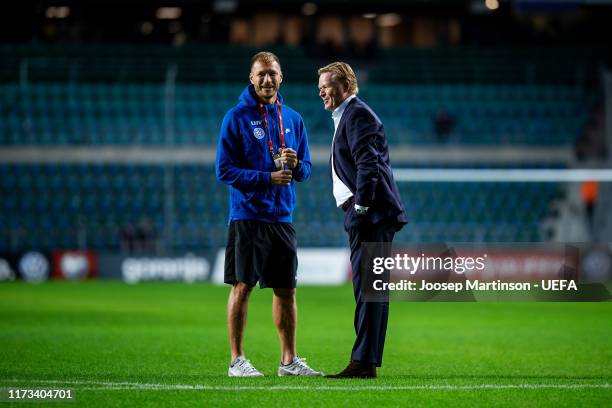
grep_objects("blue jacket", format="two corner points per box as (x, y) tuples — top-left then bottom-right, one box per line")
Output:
(216, 85), (311, 223)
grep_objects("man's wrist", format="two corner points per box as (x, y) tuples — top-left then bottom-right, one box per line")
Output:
(293, 159), (301, 171)
(354, 204), (369, 215)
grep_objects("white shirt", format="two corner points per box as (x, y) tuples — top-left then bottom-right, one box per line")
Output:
(331, 95), (356, 207)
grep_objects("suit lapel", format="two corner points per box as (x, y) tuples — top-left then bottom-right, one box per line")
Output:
(331, 97), (358, 181)
(335, 97), (357, 142)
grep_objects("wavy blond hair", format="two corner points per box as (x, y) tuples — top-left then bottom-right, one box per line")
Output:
(318, 61), (359, 95)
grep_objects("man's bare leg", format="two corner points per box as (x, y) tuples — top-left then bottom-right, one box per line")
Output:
(228, 282), (254, 361)
(272, 287), (297, 365)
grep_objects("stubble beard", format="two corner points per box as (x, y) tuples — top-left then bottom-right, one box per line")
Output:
(257, 86), (277, 104)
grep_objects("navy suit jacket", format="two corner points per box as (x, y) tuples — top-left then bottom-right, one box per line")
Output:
(331, 97), (407, 229)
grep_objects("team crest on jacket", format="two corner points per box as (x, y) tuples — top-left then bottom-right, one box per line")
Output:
(253, 127), (265, 139)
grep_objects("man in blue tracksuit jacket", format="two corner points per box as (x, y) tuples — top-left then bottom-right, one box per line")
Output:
(216, 51), (321, 377)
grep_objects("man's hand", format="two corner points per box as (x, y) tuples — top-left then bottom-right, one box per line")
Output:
(271, 170), (293, 186)
(280, 148), (298, 169)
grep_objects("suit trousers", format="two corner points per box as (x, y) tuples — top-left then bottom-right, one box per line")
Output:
(344, 208), (396, 367)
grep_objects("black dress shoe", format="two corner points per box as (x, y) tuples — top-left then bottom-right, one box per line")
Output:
(324, 361), (377, 378)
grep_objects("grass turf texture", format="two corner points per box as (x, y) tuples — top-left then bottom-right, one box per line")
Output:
(0, 282), (610, 407)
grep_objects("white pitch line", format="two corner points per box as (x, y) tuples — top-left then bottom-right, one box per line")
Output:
(3, 379), (611, 391)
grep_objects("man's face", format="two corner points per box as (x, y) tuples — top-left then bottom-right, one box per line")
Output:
(318, 72), (347, 111)
(250, 60), (283, 104)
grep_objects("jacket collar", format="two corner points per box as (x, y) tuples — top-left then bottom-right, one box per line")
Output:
(333, 95), (358, 134)
(331, 94), (357, 122)
(238, 84), (284, 109)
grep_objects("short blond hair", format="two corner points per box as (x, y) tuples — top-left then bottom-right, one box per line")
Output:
(318, 61), (359, 95)
(250, 51), (281, 71)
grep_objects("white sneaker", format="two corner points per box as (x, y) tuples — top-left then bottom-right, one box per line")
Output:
(278, 357), (323, 377)
(228, 356), (264, 377)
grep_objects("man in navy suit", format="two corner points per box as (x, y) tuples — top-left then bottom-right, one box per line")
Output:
(318, 62), (407, 378)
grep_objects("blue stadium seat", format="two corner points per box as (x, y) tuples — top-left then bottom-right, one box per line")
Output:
(0, 82), (594, 146)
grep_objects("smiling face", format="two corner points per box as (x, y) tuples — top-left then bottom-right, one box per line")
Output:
(318, 72), (349, 111)
(250, 60), (283, 104)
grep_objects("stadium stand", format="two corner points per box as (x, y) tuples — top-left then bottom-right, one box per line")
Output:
(0, 44), (317, 83)
(369, 47), (608, 85)
(1, 44), (603, 146)
(1, 45), (607, 84)
(0, 82), (593, 146)
(0, 163), (563, 251)
(0, 44), (606, 251)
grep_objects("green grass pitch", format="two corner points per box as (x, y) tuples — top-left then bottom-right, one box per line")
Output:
(0, 281), (610, 407)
